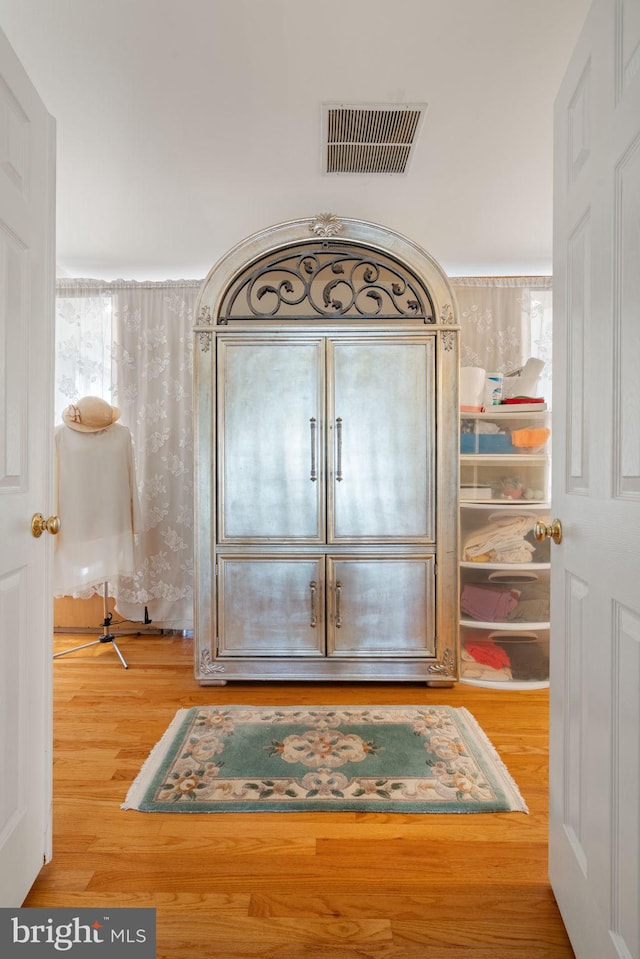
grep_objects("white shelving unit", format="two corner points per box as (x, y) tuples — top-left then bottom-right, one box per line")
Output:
(459, 407), (551, 689)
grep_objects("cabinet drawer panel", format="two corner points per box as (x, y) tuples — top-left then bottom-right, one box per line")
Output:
(327, 556), (435, 658)
(217, 556), (325, 656)
(218, 337), (325, 542)
(328, 338), (435, 543)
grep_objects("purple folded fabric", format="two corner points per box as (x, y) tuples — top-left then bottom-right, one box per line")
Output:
(461, 584), (520, 622)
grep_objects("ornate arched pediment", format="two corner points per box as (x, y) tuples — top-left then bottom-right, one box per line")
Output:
(217, 242), (435, 324)
(195, 215), (457, 331)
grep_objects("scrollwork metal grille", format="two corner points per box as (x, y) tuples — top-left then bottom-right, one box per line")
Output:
(218, 242), (435, 324)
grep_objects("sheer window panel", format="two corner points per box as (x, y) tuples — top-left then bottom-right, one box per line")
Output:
(54, 285), (114, 424)
(109, 281), (200, 629)
(54, 279), (201, 630)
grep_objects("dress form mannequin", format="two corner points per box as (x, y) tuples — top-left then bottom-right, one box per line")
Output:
(53, 396), (142, 667)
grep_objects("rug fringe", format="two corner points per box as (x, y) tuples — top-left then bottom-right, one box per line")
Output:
(121, 707), (191, 810)
(458, 706), (529, 813)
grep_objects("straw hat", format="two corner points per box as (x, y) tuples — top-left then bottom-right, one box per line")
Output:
(62, 396), (120, 433)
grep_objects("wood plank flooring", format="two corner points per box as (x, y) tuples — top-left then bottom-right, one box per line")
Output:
(26, 633), (576, 959)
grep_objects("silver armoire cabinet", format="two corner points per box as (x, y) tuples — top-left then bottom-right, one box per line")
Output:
(193, 215), (459, 685)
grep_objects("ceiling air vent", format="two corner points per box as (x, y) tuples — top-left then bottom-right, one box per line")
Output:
(322, 103), (427, 175)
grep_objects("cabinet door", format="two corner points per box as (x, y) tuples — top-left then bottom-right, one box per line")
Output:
(328, 337), (435, 542)
(327, 556), (435, 657)
(218, 337), (325, 542)
(217, 556), (325, 656)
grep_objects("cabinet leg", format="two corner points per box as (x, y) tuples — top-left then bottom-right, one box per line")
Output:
(426, 680), (456, 688)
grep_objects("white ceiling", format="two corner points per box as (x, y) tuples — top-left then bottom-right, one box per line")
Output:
(0, 0), (590, 281)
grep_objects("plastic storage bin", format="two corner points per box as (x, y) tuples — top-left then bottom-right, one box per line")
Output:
(460, 505), (551, 566)
(460, 627), (550, 688)
(460, 566), (551, 627)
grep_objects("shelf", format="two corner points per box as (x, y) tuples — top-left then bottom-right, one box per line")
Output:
(460, 499), (549, 507)
(460, 501), (550, 508)
(460, 561), (550, 570)
(459, 677), (550, 690)
(460, 454), (548, 463)
(460, 618), (550, 630)
(460, 410), (549, 420)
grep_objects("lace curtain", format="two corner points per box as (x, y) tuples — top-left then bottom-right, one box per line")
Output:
(450, 277), (553, 406)
(55, 274), (552, 630)
(55, 287), (113, 424)
(55, 279), (200, 628)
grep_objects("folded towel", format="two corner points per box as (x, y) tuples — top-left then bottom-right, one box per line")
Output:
(495, 640), (548, 681)
(463, 514), (536, 563)
(508, 597), (550, 623)
(460, 660), (513, 682)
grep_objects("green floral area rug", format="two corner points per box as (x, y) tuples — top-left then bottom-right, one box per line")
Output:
(122, 705), (528, 814)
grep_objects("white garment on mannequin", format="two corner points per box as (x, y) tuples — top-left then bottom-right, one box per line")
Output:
(54, 423), (142, 595)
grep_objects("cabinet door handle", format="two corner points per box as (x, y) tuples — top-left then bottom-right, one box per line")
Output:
(309, 580), (318, 627)
(309, 417), (317, 481)
(336, 417), (343, 482)
(335, 580), (342, 628)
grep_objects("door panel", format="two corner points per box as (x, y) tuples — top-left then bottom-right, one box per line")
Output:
(328, 338), (435, 543)
(217, 555), (325, 656)
(218, 336), (325, 542)
(615, 129), (640, 499)
(327, 556), (435, 657)
(550, 2), (640, 957)
(0, 27), (55, 906)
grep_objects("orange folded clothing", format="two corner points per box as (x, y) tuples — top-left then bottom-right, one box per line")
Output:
(511, 427), (550, 448)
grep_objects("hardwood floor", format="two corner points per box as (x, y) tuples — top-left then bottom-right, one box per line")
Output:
(27, 633), (576, 959)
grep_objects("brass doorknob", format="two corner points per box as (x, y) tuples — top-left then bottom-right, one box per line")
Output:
(534, 518), (562, 545)
(31, 513), (61, 538)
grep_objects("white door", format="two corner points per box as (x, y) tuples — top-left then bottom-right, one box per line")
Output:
(550, 1), (640, 957)
(0, 28), (56, 905)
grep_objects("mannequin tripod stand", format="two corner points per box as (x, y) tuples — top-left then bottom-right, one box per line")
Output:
(54, 582), (142, 669)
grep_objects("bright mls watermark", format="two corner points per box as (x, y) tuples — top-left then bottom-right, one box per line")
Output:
(0, 908), (155, 957)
